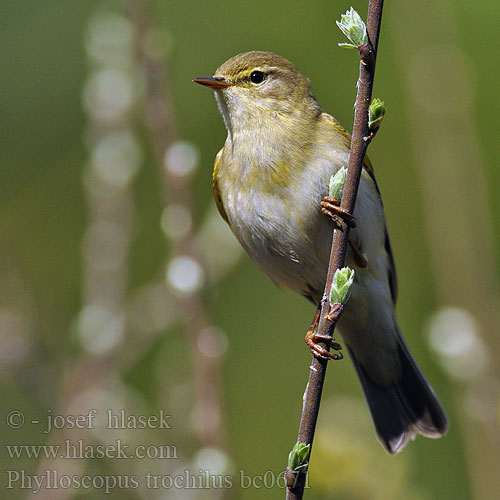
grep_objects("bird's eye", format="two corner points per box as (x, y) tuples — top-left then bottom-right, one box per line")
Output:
(249, 71), (266, 84)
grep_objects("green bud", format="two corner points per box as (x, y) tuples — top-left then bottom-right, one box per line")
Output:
(288, 442), (310, 472)
(329, 167), (347, 200)
(336, 7), (368, 48)
(330, 267), (355, 305)
(368, 98), (386, 133)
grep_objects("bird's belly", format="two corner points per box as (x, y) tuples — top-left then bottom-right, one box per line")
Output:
(221, 166), (399, 383)
(223, 187), (331, 299)
(221, 166), (389, 304)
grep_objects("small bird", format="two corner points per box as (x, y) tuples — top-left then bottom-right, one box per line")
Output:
(194, 51), (448, 453)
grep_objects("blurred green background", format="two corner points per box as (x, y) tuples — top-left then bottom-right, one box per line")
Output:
(1, 0), (499, 499)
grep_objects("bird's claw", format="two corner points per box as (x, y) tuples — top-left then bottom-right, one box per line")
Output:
(320, 195), (356, 230)
(305, 329), (343, 361)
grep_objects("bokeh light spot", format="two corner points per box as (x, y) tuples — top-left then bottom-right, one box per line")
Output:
(166, 257), (204, 294)
(164, 141), (199, 178)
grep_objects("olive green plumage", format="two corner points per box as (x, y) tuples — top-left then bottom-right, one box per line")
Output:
(195, 51), (447, 453)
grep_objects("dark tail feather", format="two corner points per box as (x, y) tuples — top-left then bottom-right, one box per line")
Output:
(348, 339), (448, 454)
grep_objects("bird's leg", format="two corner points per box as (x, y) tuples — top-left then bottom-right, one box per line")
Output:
(320, 195), (356, 230)
(305, 306), (343, 360)
(321, 196), (366, 268)
(348, 239), (368, 268)
(304, 307), (321, 344)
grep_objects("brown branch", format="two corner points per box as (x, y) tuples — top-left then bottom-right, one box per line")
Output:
(286, 1), (384, 498)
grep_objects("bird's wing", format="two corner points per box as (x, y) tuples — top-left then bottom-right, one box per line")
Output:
(212, 148), (229, 223)
(322, 113), (398, 303)
(383, 227), (398, 303)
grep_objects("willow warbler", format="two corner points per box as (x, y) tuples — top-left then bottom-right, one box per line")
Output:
(194, 51), (447, 453)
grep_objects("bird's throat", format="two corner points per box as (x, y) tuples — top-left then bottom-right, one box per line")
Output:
(215, 91), (320, 191)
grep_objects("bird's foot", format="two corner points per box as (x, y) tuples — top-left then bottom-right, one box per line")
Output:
(305, 307), (343, 361)
(305, 330), (343, 360)
(321, 196), (366, 268)
(320, 195), (356, 230)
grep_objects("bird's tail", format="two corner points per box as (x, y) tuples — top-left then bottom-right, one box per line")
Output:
(348, 335), (448, 454)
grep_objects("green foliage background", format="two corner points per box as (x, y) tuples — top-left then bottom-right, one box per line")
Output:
(1, 1), (499, 499)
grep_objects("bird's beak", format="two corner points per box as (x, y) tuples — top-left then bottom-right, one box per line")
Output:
(193, 76), (233, 89)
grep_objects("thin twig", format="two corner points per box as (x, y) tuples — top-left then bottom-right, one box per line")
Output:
(286, 1), (384, 498)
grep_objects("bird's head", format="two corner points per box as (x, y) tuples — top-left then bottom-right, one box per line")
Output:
(194, 51), (320, 137)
